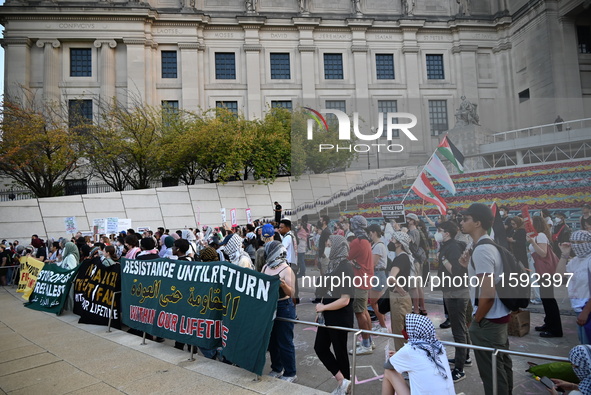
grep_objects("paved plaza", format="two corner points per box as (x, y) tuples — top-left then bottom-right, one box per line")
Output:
(0, 268), (579, 395)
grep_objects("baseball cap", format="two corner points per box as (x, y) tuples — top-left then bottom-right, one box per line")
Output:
(406, 213), (419, 221)
(262, 223), (275, 238)
(460, 203), (494, 230)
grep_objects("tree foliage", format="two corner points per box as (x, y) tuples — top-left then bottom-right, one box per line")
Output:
(0, 95), (82, 197)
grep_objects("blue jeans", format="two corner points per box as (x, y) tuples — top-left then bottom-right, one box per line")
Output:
(297, 253), (306, 278)
(268, 298), (297, 377)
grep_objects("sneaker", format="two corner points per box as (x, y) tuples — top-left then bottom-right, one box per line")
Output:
(451, 368), (466, 383)
(449, 357), (472, 367)
(331, 378), (351, 395)
(356, 340), (376, 350)
(349, 345), (373, 355)
(280, 375), (297, 383)
(268, 370), (283, 378)
(439, 319), (451, 329)
(373, 325), (390, 333)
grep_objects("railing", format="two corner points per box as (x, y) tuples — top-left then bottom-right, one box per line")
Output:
(492, 118), (591, 143)
(276, 317), (570, 395)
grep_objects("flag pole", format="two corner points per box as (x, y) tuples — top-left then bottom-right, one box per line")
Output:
(401, 148), (438, 204)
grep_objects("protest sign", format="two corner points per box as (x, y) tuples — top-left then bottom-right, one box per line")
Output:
(64, 217), (78, 233)
(381, 204), (406, 223)
(121, 258), (279, 375)
(230, 208), (237, 226)
(93, 218), (107, 235)
(118, 218), (132, 233)
(245, 208), (252, 225)
(73, 257), (121, 328)
(107, 217), (119, 235)
(17, 256), (45, 301)
(25, 264), (79, 314)
(220, 208), (227, 223)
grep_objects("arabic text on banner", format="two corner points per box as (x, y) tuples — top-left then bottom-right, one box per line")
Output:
(120, 258), (280, 376)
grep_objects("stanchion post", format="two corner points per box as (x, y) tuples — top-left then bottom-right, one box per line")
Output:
(107, 291), (120, 333)
(350, 330), (362, 395)
(492, 349), (498, 395)
(141, 332), (147, 345)
(189, 345), (195, 362)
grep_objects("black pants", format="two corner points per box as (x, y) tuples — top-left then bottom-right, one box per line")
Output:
(540, 285), (563, 336)
(314, 326), (350, 379)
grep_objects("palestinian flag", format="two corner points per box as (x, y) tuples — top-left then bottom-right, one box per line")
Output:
(437, 135), (465, 173)
(411, 172), (448, 214)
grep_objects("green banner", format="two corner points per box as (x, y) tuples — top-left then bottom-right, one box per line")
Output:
(25, 264), (80, 314)
(120, 258), (280, 376)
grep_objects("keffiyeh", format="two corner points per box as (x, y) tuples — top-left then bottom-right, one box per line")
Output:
(571, 231), (591, 259)
(570, 345), (591, 395)
(405, 314), (447, 379)
(327, 235), (349, 273)
(224, 234), (250, 265)
(264, 241), (287, 269)
(350, 215), (368, 239)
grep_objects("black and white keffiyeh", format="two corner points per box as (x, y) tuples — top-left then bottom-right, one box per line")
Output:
(571, 230), (591, 259)
(350, 215), (368, 239)
(405, 314), (448, 379)
(327, 235), (349, 273)
(570, 345), (591, 395)
(264, 240), (288, 269)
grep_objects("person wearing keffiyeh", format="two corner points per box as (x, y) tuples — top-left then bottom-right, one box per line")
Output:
(223, 233), (254, 270)
(548, 345), (591, 395)
(382, 314), (454, 395)
(561, 230), (591, 344)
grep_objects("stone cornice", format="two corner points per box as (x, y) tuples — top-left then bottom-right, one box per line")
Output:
(492, 42), (511, 53)
(0, 37), (32, 47)
(346, 18), (374, 28)
(292, 17), (321, 28)
(451, 44), (478, 53)
(93, 39), (117, 48)
(243, 44), (262, 52)
(123, 37), (146, 45)
(351, 45), (368, 53)
(236, 16), (266, 27)
(2, 15), (150, 22)
(203, 26), (243, 31)
(36, 38), (60, 48)
(297, 45), (316, 52)
(401, 45), (419, 53)
(177, 42), (201, 50)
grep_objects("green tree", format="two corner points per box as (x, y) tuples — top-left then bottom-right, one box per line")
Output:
(290, 107), (357, 175)
(86, 100), (164, 190)
(0, 96), (82, 197)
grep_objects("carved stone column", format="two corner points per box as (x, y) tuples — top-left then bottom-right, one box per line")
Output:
(0, 38), (31, 100)
(94, 39), (117, 105)
(36, 39), (61, 104)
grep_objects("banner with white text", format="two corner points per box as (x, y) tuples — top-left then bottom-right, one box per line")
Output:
(25, 264), (79, 314)
(73, 257), (121, 328)
(120, 258), (280, 375)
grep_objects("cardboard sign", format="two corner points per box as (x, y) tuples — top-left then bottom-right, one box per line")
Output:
(381, 204), (406, 223)
(64, 217), (78, 234)
(245, 208), (252, 225)
(220, 208), (227, 223)
(230, 208), (237, 227)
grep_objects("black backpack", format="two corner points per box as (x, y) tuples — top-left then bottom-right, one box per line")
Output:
(471, 238), (530, 312)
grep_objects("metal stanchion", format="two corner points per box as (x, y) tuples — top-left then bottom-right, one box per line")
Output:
(350, 330), (362, 395)
(141, 331), (147, 345)
(492, 349), (499, 395)
(107, 291), (121, 333)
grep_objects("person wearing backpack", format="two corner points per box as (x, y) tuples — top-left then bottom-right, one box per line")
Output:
(458, 203), (513, 395)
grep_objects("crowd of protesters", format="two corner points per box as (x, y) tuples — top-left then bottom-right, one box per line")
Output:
(2, 202), (591, 395)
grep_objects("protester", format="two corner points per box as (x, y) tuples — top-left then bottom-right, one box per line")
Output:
(314, 235), (354, 395)
(529, 215), (563, 338)
(137, 237), (160, 260)
(561, 231), (591, 344)
(366, 224), (389, 333)
(102, 245), (118, 266)
(382, 314), (455, 395)
(436, 221), (471, 382)
(0, 244), (10, 286)
(296, 215), (311, 278)
(262, 241), (297, 382)
(581, 204), (591, 231)
(387, 231), (414, 351)
(548, 345), (591, 395)
(348, 215), (375, 355)
(124, 234), (141, 259)
(405, 213), (427, 315)
(223, 233), (254, 269)
(552, 212), (572, 257)
(459, 203), (513, 395)
(60, 241), (80, 270)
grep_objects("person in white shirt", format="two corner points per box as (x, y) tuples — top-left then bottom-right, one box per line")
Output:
(382, 314), (455, 395)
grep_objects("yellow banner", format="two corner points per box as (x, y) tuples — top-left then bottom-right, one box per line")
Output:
(17, 257), (45, 300)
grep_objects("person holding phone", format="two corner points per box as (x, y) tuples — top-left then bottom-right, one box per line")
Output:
(545, 345), (591, 394)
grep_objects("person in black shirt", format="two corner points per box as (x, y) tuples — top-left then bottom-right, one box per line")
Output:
(314, 235), (354, 395)
(274, 201), (283, 223)
(387, 231), (413, 350)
